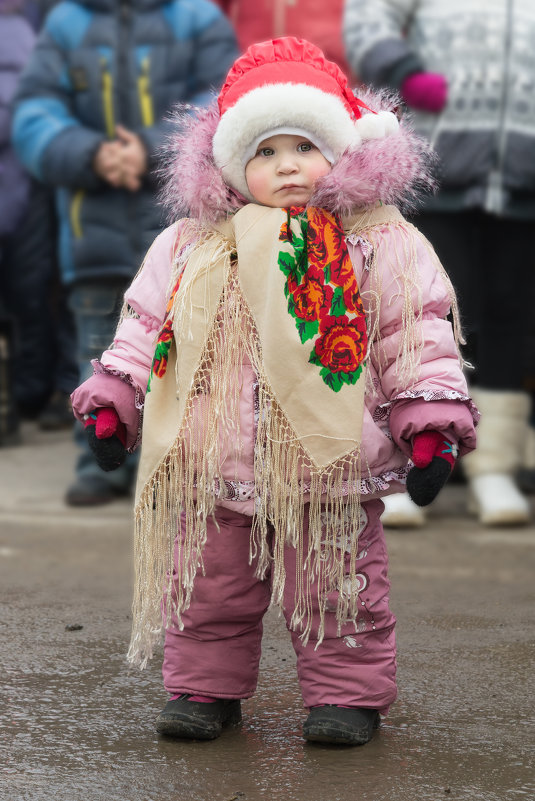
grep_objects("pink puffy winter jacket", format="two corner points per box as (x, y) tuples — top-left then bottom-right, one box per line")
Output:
(71, 214), (478, 514)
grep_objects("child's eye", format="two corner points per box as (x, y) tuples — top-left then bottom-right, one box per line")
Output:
(258, 147), (275, 157)
(297, 142), (313, 152)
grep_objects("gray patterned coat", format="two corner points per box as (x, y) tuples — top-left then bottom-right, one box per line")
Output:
(344, 0), (535, 218)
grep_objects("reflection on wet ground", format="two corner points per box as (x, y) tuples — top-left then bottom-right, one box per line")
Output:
(2, 605), (534, 801)
(1, 473), (534, 801)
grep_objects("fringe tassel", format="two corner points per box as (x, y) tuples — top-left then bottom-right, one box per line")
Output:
(353, 219), (466, 396)
(248, 389), (364, 649)
(127, 258), (366, 665)
(128, 241), (243, 668)
(235, 270), (366, 649)
(127, 215), (454, 667)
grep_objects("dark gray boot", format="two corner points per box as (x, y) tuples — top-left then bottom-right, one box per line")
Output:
(156, 695), (242, 740)
(303, 705), (379, 745)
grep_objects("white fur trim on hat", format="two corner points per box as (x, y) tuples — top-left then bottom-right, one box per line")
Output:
(213, 83), (399, 198)
(213, 83), (362, 198)
(242, 127), (336, 168)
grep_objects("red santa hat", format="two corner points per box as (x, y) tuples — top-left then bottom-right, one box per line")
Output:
(212, 37), (399, 201)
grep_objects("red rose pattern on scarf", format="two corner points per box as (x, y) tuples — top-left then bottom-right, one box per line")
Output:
(278, 207), (368, 392)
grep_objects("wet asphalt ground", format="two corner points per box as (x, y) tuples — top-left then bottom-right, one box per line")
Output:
(1, 423), (534, 801)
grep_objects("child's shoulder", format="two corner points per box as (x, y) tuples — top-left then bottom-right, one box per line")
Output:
(351, 208), (443, 281)
(356, 207), (425, 248)
(140, 220), (186, 272)
(152, 218), (189, 249)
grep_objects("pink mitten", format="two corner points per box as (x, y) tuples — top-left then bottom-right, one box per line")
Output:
(401, 72), (448, 112)
(92, 407), (125, 442)
(84, 408), (127, 471)
(411, 430), (456, 470)
(406, 430), (458, 506)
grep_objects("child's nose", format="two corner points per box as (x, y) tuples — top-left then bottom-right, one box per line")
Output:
(276, 155), (299, 173)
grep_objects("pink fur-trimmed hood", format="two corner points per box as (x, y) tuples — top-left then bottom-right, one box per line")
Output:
(159, 88), (436, 223)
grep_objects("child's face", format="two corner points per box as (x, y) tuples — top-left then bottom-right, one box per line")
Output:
(245, 134), (331, 208)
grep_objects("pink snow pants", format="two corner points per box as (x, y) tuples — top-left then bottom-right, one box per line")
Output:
(162, 499), (397, 713)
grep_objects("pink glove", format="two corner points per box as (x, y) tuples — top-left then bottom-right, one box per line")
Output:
(406, 430), (458, 506)
(401, 72), (448, 113)
(412, 430), (457, 470)
(84, 407), (127, 471)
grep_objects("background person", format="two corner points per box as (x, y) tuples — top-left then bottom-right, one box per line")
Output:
(344, 0), (535, 526)
(0, 0), (36, 445)
(215, 0), (355, 79)
(12, 0), (238, 503)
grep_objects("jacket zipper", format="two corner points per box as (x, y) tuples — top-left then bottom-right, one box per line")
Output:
(137, 55), (154, 127)
(70, 189), (85, 239)
(100, 56), (115, 138)
(486, 0), (513, 213)
(118, 1), (132, 125)
(118, 1), (141, 254)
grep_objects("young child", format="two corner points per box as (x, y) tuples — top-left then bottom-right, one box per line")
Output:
(71, 37), (478, 746)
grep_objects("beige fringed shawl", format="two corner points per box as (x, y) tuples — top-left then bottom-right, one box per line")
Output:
(127, 203), (461, 667)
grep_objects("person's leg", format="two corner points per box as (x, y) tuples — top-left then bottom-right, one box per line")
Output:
(476, 216), (533, 390)
(66, 282), (136, 505)
(462, 216), (533, 524)
(158, 507), (271, 738)
(282, 500), (397, 744)
(0, 242), (21, 446)
(163, 507), (271, 696)
(38, 271), (79, 430)
(52, 280), (79, 397)
(4, 182), (57, 417)
(382, 211), (479, 525)
(414, 210), (480, 369)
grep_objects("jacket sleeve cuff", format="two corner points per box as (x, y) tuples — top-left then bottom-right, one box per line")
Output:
(388, 396), (478, 457)
(71, 368), (143, 452)
(385, 53), (427, 90)
(359, 38), (425, 89)
(41, 126), (105, 189)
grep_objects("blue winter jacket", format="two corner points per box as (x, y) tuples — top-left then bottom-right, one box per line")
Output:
(12, 0), (238, 283)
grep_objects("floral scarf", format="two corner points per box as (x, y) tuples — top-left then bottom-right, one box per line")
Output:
(128, 204), (407, 667)
(278, 206), (368, 392)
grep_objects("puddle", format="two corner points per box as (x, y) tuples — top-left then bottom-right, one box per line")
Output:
(2, 625), (534, 801)
(1, 475), (534, 801)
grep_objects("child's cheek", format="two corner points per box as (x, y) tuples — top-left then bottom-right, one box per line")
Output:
(311, 162), (332, 184)
(246, 173), (259, 197)
(245, 167), (269, 204)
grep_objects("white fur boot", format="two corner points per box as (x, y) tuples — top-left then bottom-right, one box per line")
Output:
(463, 389), (531, 526)
(381, 492), (426, 528)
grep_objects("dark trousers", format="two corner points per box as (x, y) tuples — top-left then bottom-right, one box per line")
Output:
(1, 182), (78, 412)
(68, 281), (137, 488)
(412, 211), (535, 391)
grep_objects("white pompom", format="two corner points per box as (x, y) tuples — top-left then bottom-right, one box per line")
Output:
(380, 110), (399, 135)
(355, 110), (399, 141)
